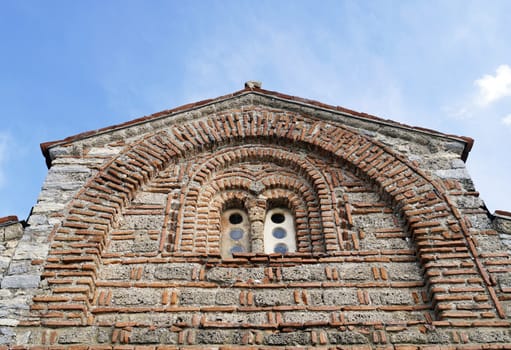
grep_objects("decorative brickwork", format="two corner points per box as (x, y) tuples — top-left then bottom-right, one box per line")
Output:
(2, 87), (511, 347)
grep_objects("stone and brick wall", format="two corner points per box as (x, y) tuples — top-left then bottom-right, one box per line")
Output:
(1, 87), (510, 348)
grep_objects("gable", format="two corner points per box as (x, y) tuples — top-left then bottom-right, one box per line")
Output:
(4, 86), (511, 348)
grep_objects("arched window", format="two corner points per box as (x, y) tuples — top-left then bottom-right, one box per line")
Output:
(263, 208), (296, 254)
(221, 208), (250, 258)
(221, 205), (297, 257)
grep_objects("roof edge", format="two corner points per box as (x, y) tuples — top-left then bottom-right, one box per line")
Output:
(495, 210), (511, 219)
(41, 85), (474, 167)
(0, 215), (19, 227)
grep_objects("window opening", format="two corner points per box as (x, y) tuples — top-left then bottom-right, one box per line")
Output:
(229, 213), (243, 225)
(271, 213), (285, 224)
(221, 208), (250, 258)
(264, 208), (296, 254)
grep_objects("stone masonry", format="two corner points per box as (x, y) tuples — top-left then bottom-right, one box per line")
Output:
(1, 84), (511, 349)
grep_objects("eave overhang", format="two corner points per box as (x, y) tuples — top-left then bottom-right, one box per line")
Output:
(40, 86), (474, 168)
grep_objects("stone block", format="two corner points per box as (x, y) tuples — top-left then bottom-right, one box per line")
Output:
(109, 235), (159, 253)
(264, 331), (310, 346)
(120, 215), (164, 230)
(195, 330), (227, 344)
(254, 289), (293, 306)
(154, 263), (198, 280)
(2, 224), (23, 241)
(31, 202), (66, 213)
(435, 168), (470, 180)
(352, 213), (397, 229)
(495, 217), (511, 234)
(132, 192), (167, 205)
(390, 329), (427, 344)
(12, 241), (49, 260)
(370, 289), (414, 305)
(99, 264), (130, 280)
(87, 147), (121, 157)
(214, 290), (238, 305)
(328, 330), (369, 344)
(207, 267), (264, 285)
(58, 328), (97, 344)
(361, 236), (410, 250)
(1, 275), (40, 289)
(111, 288), (160, 306)
(0, 257), (10, 274)
(7, 261), (31, 275)
(345, 311), (423, 323)
(282, 311), (329, 324)
(0, 327), (15, 345)
(281, 265), (324, 281)
(179, 289), (216, 305)
(322, 288), (358, 305)
(129, 327), (177, 344)
(386, 262), (422, 281)
(0, 319), (18, 327)
(335, 263), (372, 280)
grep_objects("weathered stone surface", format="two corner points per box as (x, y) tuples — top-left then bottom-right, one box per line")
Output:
(12, 241), (48, 260)
(283, 311), (330, 323)
(120, 215), (164, 230)
(0, 319), (17, 327)
(132, 192), (167, 205)
(111, 288), (160, 306)
(281, 265), (324, 281)
(1, 275), (39, 289)
(179, 289), (216, 305)
(336, 264), (372, 280)
(214, 289), (238, 305)
(129, 327), (177, 344)
(254, 289), (294, 306)
(109, 232), (160, 253)
(385, 263), (422, 281)
(195, 330), (227, 344)
(345, 311), (424, 323)
(58, 328), (98, 344)
(435, 168), (471, 179)
(328, 331), (368, 344)
(206, 267), (265, 284)
(0, 327), (15, 345)
(469, 329), (511, 343)
(264, 331), (310, 346)
(99, 264), (131, 280)
(153, 263), (199, 280)
(322, 289), (358, 305)
(1, 223), (23, 241)
(371, 289), (414, 305)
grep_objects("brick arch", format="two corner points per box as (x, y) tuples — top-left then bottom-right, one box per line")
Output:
(175, 145), (343, 254)
(182, 166), (320, 254)
(35, 108), (503, 325)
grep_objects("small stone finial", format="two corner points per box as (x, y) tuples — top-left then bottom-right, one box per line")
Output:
(244, 81), (262, 89)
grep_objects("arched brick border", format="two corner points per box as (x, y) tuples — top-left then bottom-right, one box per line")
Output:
(175, 145), (347, 254)
(195, 170), (320, 254)
(35, 108), (504, 326)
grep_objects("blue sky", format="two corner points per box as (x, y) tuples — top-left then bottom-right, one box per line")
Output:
(1, 1), (510, 219)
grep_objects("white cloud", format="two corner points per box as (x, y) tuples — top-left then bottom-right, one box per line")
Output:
(475, 64), (511, 106)
(446, 64), (511, 120)
(502, 114), (511, 126)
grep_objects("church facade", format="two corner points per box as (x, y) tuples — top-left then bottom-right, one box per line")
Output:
(1, 83), (511, 348)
